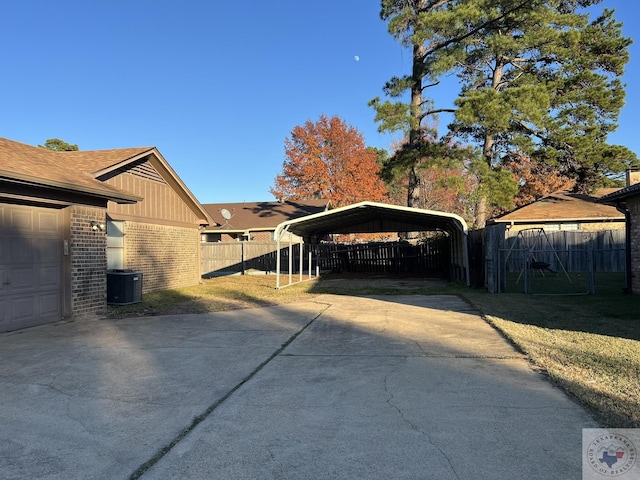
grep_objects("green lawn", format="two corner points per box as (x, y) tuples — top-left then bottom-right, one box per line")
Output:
(107, 274), (640, 428)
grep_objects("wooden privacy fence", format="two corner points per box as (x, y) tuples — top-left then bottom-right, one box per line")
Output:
(201, 237), (451, 277)
(201, 242), (284, 276)
(315, 240), (449, 276)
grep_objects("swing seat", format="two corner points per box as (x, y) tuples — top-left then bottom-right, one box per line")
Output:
(530, 261), (556, 274)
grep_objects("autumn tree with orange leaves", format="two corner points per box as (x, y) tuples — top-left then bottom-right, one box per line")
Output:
(502, 153), (575, 209)
(271, 115), (388, 207)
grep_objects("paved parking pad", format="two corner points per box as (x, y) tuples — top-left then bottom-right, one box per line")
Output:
(0, 303), (324, 480)
(0, 294), (596, 479)
(145, 295), (596, 480)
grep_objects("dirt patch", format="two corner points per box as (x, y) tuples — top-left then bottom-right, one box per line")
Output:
(312, 274), (448, 291)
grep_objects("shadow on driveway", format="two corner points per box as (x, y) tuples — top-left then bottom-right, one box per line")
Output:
(0, 293), (596, 479)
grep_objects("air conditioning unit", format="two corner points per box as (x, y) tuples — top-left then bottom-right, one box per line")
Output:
(107, 270), (143, 305)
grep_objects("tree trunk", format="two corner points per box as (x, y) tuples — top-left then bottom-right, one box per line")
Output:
(476, 59), (505, 228)
(407, 33), (427, 209)
(407, 165), (421, 208)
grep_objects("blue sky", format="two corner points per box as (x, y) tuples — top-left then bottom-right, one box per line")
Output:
(1, 1), (638, 203)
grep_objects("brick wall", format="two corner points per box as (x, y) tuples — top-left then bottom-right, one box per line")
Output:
(629, 197), (640, 293)
(124, 221), (200, 293)
(70, 206), (107, 315)
(251, 231), (273, 241)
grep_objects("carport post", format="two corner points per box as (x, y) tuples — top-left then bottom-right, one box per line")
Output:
(288, 238), (293, 285)
(299, 238), (304, 283)
(275, 225), (290, 289)
(276, 235), (281, 289)
(308, 250), (312, 280)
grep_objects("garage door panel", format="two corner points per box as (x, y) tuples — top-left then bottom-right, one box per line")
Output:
(9, 295), (35, 322)
(10, 209), (34, 230)
(39, 265), (61, 288)
(7, 267), (36, 290)
(39, 293), (61, 316)
(10, 237), (36, 262)
(38, 211), (60, 233)
(36, 237), (60, 262)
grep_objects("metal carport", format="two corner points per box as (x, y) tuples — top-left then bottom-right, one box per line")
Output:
(273, 201), (469, 288)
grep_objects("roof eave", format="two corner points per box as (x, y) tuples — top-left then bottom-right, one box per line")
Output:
(0, 170), (142, 204)
(491, 216), (624, 224)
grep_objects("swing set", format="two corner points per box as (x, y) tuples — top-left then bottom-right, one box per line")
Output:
(502, 228), (573, 291)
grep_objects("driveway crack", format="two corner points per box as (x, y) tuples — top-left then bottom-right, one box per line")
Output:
(383, 360), (461, 480)
(128, 305), (329, 479)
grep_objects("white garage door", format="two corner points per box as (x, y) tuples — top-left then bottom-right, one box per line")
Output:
(0, 204), (63, 332)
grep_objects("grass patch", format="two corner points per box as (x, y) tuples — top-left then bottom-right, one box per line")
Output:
(106, 274), (318, 319)
(107, 273), (640, 427)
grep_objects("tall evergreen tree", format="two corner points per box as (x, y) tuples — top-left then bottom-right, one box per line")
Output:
(371, 0), (636, 226)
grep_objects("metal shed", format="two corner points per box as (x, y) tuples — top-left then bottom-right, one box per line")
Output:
(273, 201), (469, 288)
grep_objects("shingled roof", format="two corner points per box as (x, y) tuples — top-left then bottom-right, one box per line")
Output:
(202, 200), (330, 231)
(598, 183), (640, 203)
(0, 137), (144, 203)
(489, 189), (624, 224)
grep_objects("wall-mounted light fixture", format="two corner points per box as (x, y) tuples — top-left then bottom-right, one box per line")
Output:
(90, 221), (106, 232)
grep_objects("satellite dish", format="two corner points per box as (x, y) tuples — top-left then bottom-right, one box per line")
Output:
(221, 208), (232, 220)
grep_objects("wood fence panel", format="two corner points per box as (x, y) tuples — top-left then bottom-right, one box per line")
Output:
(202, 238), (452, 278)
(201, 242), (299, 275)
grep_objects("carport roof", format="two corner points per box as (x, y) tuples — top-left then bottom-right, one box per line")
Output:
(274, 201), (468, 239)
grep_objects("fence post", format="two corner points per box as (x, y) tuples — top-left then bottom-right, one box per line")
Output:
(241, 241), (245, 275)
(588, 249), (595, 294)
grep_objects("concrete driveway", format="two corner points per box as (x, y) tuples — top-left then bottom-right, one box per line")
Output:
(0, 294), (596, 479)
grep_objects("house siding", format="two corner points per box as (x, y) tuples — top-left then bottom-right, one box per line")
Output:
(503, 221), (624, 234)
(124, 221), (200, 293)
(70, 206), (107, 315)
(105, 169), (200, 226)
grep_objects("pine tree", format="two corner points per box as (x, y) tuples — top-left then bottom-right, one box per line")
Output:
(371, 0), (636, 226)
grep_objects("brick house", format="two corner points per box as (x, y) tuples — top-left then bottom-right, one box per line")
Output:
(487, 189), (625, 233)
(598, 170), (640, 293)
(201, 200), (330, 242)
(0, 137), (210, 331)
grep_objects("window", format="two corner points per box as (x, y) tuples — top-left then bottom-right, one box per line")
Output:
(561, 223), (579, 231)
(201, 233), (221, 242)
(107, 220), (125, 270)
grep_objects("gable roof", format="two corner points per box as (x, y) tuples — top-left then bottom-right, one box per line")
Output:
(0, 137), (143, 204)
(489, 189), (624, 224)
(202, 200), (330, 232)
(0, 137), (212, 224)
(88, 146), (212, 225)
